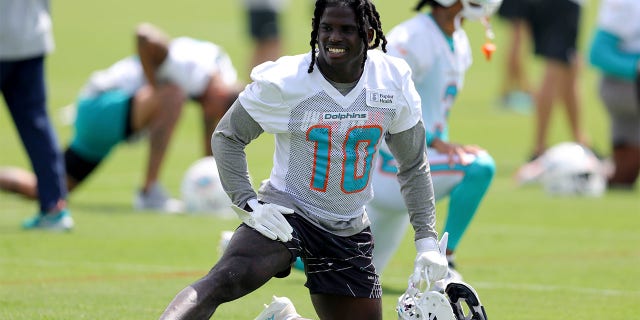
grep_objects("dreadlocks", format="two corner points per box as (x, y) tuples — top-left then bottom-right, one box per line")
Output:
(308, 0), (387, 73)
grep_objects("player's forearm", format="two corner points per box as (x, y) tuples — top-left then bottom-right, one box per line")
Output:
(589, 29), (640, 80)
(136, 23), (170, 87)
(385, 121), (438, 241)
(211, 100), (264, 207)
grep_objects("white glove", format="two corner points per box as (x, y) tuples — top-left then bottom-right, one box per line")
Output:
(231, 199), (294, 242)
(411, 232), (449, 286)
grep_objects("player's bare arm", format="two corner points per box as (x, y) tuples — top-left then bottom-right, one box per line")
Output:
(136, 22), (170, 87)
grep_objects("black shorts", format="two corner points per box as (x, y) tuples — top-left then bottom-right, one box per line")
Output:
(248, 8), (280, 40)
(497, 0), (529, 20)
(526, 0), (581, 64)
(64, 147), (100, 183)
(282, 214), (382, 299)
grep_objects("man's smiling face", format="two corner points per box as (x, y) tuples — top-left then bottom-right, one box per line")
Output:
(315, 5), (370, 83)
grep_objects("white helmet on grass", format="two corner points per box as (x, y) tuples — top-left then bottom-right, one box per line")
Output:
(540, 142), (606, 197)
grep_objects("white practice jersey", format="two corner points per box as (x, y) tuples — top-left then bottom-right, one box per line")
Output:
(386, 14), (472, 143)
(239, 50), (422, 221)
(80, 37), (237, 98)
(597, 0), (640, 52)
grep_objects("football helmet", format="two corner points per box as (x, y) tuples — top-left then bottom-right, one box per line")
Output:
(446, 282), (488, 320)
(434, 0), (458, 6)
(433, 0), (503, 20)
(398, 269), (489, 320)
(397, 284), (456, 320)
(180, 156), (234, 216)
(460, 0), (503, 20)
(540, 142), (606, 197)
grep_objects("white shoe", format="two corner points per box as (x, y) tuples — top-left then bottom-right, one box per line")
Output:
(254, 296), (301, 320)
(134, 183), (184, 213)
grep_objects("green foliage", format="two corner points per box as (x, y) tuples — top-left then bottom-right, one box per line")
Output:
(1, 0), (639, 319)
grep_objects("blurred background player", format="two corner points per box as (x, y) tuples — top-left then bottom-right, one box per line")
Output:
(242, 0), (289, 70)
(0, 23), (243, 213)
(366, 0), (499, 288)
(495, 0), (533, 113)
(588, 0), (640, 189)
(523, 0), (590, 163)
(0, 0), (72, 230)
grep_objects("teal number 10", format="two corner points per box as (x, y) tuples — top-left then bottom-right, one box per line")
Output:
(307, 125), (382, 194)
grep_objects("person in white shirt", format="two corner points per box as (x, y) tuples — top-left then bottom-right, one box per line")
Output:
(0, 23), (242, 213)
(158, 1), (448, 319)
(367, 0), (500, 289)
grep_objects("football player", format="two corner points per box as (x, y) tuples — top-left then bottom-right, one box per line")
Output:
(0, 23), (243, 213)
(366, 0), (500, 289)
(158, 0), (448, 319)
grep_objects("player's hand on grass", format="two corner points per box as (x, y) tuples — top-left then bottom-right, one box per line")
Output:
(412, 232), (449, 285)
(232, 199), (294, 242)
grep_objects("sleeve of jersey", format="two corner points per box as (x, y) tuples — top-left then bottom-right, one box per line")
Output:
(385, 122), (437, 241)
(388, 61), (422, 135)
(386, 27), (426, 81)
(211, 101), (263, 207)
(589, 29), (640, 80)
(598, 0), (635, 40)
(238, 64), (291, 134)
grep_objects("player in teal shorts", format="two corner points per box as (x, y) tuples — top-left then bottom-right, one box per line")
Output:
(0, 23), (243, 213)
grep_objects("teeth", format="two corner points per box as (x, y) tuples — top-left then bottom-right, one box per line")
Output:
(328, 47), (345, 54)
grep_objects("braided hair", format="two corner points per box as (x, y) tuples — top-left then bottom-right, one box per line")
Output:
(308, 0), (387, 73)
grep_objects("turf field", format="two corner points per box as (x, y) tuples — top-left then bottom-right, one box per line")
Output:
(1, 0), (639, 319)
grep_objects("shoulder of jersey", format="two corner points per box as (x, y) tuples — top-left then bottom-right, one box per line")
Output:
(368, 49), (412, 75)
(251, 53), (311, 82)
(170, 37), (220, 56)
(387, 16), (437, 52)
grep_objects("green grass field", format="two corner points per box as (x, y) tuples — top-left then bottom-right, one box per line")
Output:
(1, 0), (639, 319)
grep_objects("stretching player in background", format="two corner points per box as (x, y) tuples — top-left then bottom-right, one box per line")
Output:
(366, 0), (499, 290)
(0, 23), (242, 213)
(588, 0), (640, 189)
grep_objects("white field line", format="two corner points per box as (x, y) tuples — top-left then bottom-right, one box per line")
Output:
(473, 281), (640, 297)
(0, 257), (196, 273)
(3, 259), (639, 297)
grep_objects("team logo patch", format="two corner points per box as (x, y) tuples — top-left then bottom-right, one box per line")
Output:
(367, 89), (399, 108)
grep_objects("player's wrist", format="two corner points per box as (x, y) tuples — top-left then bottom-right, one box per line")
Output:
(246, 198), (260, 211)
(415, 237), (438, 252)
